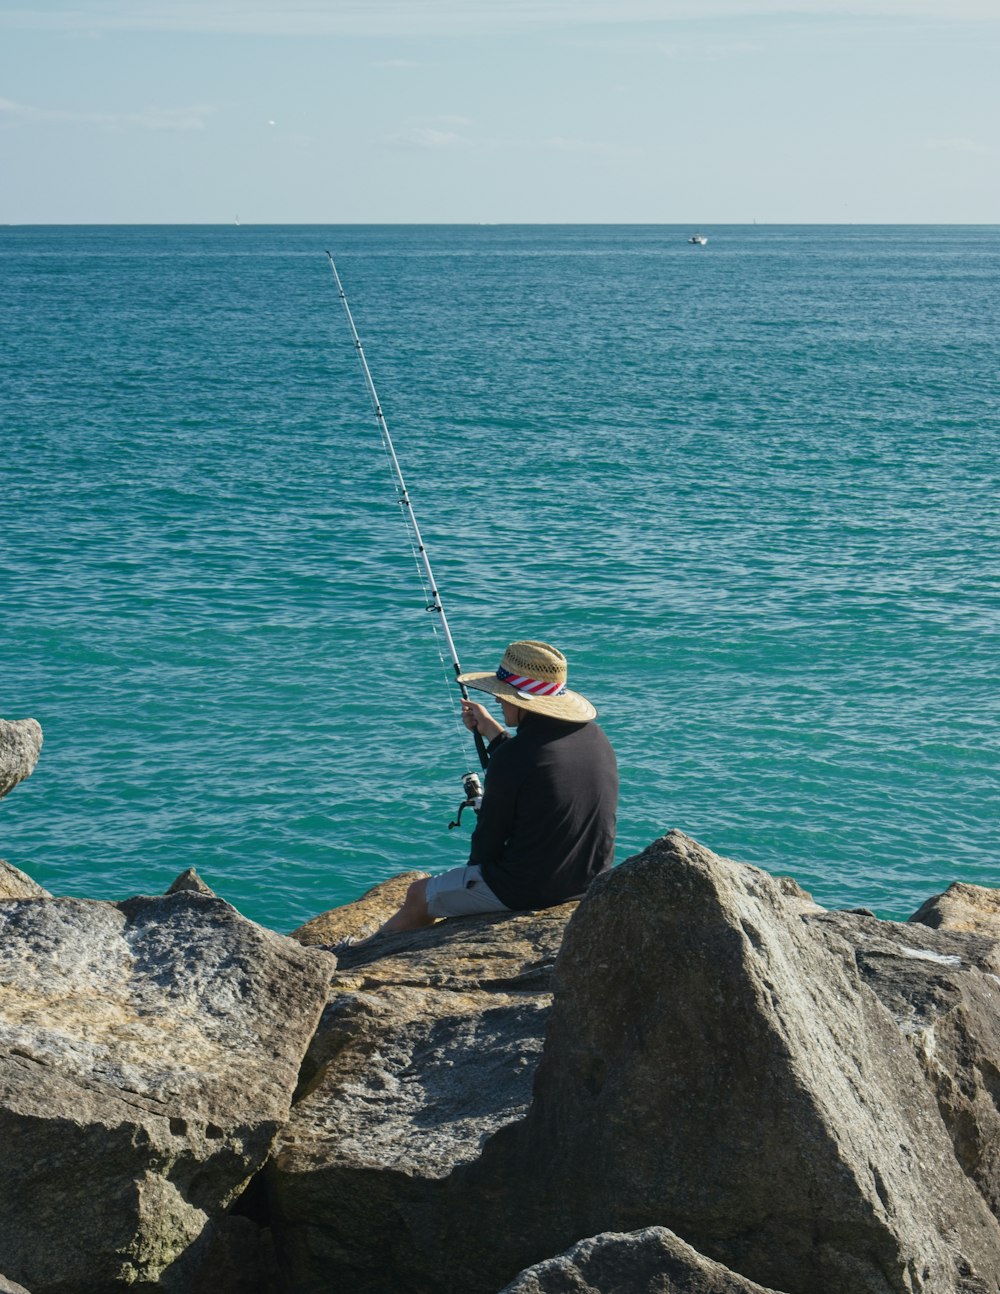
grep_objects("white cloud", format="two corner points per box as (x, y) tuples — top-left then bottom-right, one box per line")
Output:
(537, 135), (623, 153)
(378, 124), (636, 156)
(476, 132), (640, 157)
(385, 126), (467, 150)
(0, 97), (214, 130)
(925, 135), (994, 155)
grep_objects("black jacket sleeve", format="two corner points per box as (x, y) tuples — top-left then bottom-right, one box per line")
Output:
(467, 732), (517, 872)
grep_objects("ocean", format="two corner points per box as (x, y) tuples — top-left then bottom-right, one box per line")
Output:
(2, 224), (997, 933)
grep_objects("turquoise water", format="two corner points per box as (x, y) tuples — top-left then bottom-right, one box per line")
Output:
(2, 224), (998, 932)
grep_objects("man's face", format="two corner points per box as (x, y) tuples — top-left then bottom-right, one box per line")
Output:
(498, 697), (523, 727)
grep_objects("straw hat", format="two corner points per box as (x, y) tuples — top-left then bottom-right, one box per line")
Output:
(458, 640), (597, 722)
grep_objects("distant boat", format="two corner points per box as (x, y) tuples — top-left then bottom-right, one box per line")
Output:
(688, 232), (708, 245)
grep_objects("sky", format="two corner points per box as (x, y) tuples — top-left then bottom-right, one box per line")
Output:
(0, 0), (997, 223)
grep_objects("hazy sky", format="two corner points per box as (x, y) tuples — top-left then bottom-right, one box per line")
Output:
(1, 0), (997, 223)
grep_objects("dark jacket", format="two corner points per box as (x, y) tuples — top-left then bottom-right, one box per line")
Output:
(468, 713), (618, 911)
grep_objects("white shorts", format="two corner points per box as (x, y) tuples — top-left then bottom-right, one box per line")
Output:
(424, 865), (510, 918)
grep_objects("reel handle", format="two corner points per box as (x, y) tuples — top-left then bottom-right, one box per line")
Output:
(448, 771), (484, 830)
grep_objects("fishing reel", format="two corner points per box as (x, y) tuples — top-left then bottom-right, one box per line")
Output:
(448, 771), (483, 830)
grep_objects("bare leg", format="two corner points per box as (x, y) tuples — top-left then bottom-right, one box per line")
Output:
(375, 877), (436, 937)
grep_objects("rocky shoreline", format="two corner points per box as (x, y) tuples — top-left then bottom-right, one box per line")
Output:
(2, 715), (999, 1293)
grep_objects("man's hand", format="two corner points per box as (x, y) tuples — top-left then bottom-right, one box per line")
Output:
(461, 699), (504, 744)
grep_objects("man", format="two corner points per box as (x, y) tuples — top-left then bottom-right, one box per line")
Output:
(375, 640), (618, 936)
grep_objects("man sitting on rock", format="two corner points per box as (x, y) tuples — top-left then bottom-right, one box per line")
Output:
(375, 640), (619, 936)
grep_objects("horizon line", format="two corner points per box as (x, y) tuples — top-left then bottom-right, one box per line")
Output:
(3, 220), (999, 228)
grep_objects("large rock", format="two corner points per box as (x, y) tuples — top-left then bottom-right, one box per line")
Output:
(498, 832), (1000, 1294)
(818, 904), (1000, 1222)
(0, 880), (334, 1293)
(0, 861), (50, 900)
(261, 838), (1000, 1294)
(269, 882), (577, 1294)
(911, 882), (1000, 942)
(0, 719), (48, 901)
(0, 1275), (32, 1294)
(500, 1227), (791, 1294)
(0, 719), (42, 801)
(165, 866), (218, 898)
(901, 882), (1000, 1216)
(291, 870), (428, 947)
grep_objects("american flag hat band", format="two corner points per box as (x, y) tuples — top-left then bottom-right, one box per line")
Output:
(496, 665), (567, 698)
(457, 640), (597, 720)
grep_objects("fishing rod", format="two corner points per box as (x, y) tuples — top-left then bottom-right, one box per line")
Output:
(325, 251), (488, 825)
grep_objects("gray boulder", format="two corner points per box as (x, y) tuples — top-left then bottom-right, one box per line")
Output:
(0, 719), (42, 801)
(261, 838), (1000, 1294)
(501, 831), (1000, 1294)
(291, 870), (428, 946)
(500, 1226), (790, 1294)
(0, 1275), (32, 1294)
(0, 860), (50, 900)
(816, 901), (1000, 1220)
(911, 881), (1000, 942)
(0, 879), (335, 1293)
(0, 718), (48, 900)
(269, 878), (576, 1293)
(164, 866), (218, 897)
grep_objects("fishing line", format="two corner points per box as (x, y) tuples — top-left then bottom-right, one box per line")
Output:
(358, 320), (468, 765)
(324, 252), (489, 810)
(385, 437), (472, 762)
